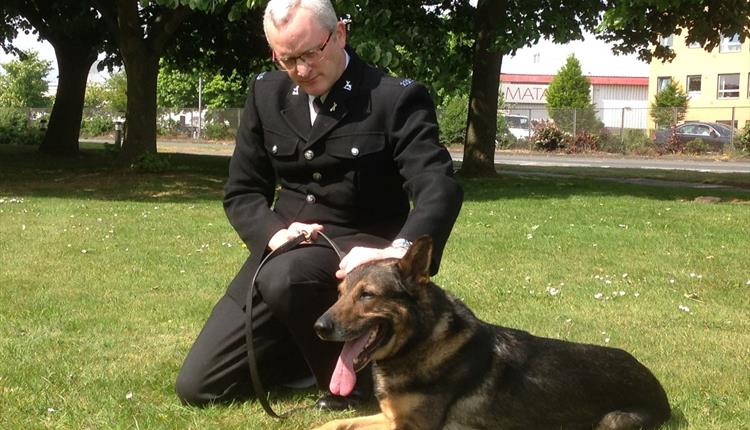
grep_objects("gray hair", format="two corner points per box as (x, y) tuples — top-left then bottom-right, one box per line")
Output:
(263, 0), (338, 37)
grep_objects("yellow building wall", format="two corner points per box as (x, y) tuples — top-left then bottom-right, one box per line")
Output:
(648, 33), (750, 129)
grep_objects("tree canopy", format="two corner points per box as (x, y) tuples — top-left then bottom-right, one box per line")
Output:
(3, 0), (750, 166)
(0, 50), (52, 108)
(546, 54), (600, 134)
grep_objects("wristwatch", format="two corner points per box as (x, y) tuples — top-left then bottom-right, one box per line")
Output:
(390, 238), (413, 249)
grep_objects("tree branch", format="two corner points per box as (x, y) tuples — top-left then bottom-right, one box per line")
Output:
(150, 4), (192, 54)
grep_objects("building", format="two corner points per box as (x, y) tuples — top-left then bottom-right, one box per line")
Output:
(649, 33), (750, 128)
(499, 74), (649, 130)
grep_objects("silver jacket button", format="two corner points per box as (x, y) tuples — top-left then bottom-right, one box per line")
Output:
(306, 194), (316, 204)
(271, 145), (278, 154)
(312, 172), (322, 181)
(350, 147), (360, 157)
(304, 150), (314, 160)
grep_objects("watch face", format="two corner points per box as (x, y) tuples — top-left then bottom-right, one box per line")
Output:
(392, 239), (412, 249)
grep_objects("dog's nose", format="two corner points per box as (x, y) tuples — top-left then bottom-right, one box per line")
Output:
(314, 314), (334, 339)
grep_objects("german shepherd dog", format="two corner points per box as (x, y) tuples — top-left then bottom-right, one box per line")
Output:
(313, 236), (670, 430)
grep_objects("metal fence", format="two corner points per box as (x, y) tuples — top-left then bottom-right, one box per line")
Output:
(3, 106), (749, 154)
(497, 106), (750, 153)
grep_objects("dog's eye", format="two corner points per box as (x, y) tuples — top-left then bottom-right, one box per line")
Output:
(359, 290), (375, 300)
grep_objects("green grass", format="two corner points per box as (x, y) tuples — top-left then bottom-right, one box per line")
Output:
(1, 145), (749, 429)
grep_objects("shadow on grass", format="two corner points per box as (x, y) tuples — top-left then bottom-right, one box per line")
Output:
(663, 407), (689, 429)
(2, 145), (749, 204)
(0, 145), (230, 203)
(459, 170), (750, 203)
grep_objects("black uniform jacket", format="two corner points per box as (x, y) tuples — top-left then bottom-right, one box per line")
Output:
(223, 48), (463, 304)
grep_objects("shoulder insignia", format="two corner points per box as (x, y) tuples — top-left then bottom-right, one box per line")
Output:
(256, 72), (266, 80)
(400, 78), (413, 87)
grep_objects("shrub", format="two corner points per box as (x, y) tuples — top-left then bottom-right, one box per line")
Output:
(0, 108), (44, 146)
(495, 132), (516, 150)
(81, 115), (114, 137)
(621, 129), (652, 154)
(735, 125), (750, 153)
(531, 120), (569, 151)
(438, 94), (468, 146)
(686, 138), (708, 154)
(565, 131), (600, 153)
(130, 152), (172, 173)
(663, 126), (685, 154)
(157, 117), (192, 138)
(650, 79), (688, 129)
(203, 122), (235, 141)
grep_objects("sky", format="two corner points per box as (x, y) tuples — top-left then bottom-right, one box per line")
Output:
(1, 30), (650, 87)
(502, 32), (649, 77)
(0, 32), (107, 85)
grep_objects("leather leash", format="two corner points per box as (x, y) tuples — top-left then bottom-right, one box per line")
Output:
(245, 230), (344, 418)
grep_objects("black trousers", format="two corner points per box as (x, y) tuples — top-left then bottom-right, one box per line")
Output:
(176, 244), (353, 406)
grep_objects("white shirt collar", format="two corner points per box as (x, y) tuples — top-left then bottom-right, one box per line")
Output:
(309, 50), (350, 125)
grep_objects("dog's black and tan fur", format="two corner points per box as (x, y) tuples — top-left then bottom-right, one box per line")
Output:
(314, 237), (671, 430)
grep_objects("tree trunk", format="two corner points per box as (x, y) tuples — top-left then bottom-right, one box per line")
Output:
(38, 44), (97, 156)
(120, 54), (160, 161)
(112, 0), (190, 162)
(461, 0), (505, 177)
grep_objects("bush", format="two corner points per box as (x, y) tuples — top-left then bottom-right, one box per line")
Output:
(685, 138), (708, 154)
(438, 94), (468, 146)
(157, 117), (192, 138)
(663, 126), (685, 154)
(621, 129), (652, 154)
(0, 108), (44, 146)
(735, 125), (750, 153)
(650, 79), (688, 129)
(130, 152), (172, 173)
(565, 131), (600, 153)
(203, 122), (235, 141)
(495, 132), (516, 150)
(81, 115), (114, 137)
(531, 120), (569, 151)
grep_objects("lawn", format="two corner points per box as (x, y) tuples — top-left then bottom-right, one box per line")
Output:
(1, 145), (748, 429)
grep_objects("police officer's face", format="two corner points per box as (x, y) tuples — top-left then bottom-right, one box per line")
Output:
(267, 7), (346, 96)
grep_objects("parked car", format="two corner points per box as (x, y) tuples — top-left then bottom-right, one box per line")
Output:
(503, 114), (532, 140)
(653, 121), (737, 152)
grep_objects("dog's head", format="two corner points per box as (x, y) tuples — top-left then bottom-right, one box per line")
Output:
(315, 236), (434, 372)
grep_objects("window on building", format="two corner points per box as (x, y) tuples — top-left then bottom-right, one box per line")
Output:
(659, 35), (673, 48)
(717, 74), (740, 98)
(686, 75), (701, 97)
(719, 34), (741, 53)
(656, 76), (672, 92)
(687, 41), (701, 48)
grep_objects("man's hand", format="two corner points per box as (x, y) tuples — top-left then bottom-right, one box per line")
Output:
(336, 246), (408, 279)
(268, 222), (323, 251)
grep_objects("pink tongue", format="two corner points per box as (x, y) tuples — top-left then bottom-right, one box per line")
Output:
(329, 333), (370, 396)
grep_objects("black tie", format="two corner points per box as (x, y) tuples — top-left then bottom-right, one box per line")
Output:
(313, 97), (323, 114)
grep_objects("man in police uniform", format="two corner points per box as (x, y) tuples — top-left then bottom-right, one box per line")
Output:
(176, 0), (463, 410)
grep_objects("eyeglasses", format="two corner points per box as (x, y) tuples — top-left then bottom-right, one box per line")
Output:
(273, 31), (334, 71)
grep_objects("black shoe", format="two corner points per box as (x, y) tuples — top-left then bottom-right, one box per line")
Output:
(315, 386), (373, 411)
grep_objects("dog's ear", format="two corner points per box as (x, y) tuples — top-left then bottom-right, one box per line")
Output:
(397, 236), (433, 288)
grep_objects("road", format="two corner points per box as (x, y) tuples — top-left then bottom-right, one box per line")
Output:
(154, 140), (750, 174)
(448, 150), (750, 174)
